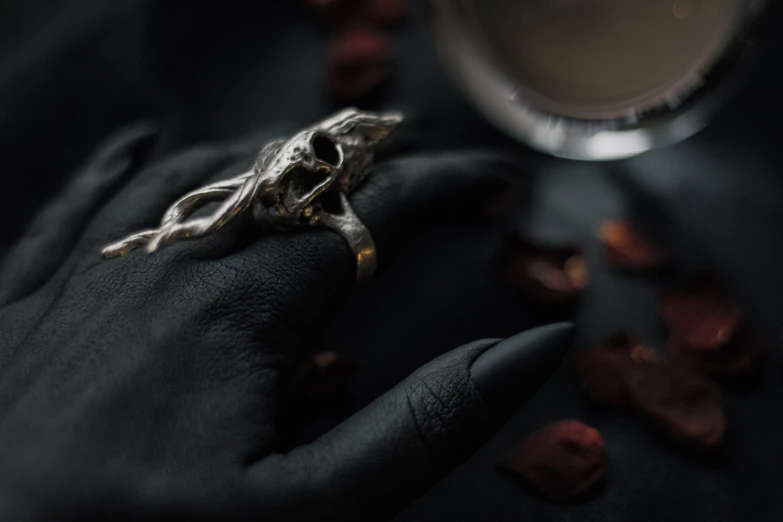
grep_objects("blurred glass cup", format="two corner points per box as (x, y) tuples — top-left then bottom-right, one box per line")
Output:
(429, 0), (766, 160)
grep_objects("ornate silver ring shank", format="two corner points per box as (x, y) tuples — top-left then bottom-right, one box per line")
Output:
(101, 108), (403, 281)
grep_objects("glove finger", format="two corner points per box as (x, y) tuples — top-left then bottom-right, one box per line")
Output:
(243, 323), (574, 521)
(30, 134), (268, 301)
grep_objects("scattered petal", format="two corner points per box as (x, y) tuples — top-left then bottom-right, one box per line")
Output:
(327, 29), (392, 101)
(625, 360), (725, 451)
(501, 237), (588, 304)
(599, 220), (669, 272)
(573, 332), (652, 407)
(307, 0), (406, 100)
(564, 256), (589, 293)
(574, 332), (726, 451)
(670, 337), (761, 379)
(661, 275), (741, 352)
(661, 274), (758, 377)
(500, 420), (605, 502)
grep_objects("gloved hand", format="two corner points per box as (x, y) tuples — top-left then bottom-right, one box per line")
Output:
(0, 123), (573, 521)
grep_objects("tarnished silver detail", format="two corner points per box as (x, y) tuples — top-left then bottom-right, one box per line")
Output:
(101, 108), (403, 281)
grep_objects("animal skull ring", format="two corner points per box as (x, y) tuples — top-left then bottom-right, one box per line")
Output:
(101, 108), (404, 281)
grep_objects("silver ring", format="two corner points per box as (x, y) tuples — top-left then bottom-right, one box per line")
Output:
(101, 108), (403, 281)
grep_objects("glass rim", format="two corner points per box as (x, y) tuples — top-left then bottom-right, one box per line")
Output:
(429, 0), (767, 161)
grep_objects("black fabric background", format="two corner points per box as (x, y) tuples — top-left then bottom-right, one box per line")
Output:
(3, 1), (783, 520)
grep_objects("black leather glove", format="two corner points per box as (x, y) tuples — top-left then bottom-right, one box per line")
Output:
(0, 123), (573, 521)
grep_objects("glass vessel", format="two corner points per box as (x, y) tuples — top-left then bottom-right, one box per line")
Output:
(429, 0), (766, 160)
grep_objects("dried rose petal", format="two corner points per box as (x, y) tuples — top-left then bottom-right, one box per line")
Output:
(327, 29), (392, 100)
(574, 333), (726, 450)
(306, 0), (404, 101)
(501, 237), (588, 304)
(670, 337), (760, 378)
(624, 360), (725, 451)
(661, 274), (758, 377)
(573, 332), (657, 407)
(564, 256), (589, 291)
(599, 220), (668, 272)
(500, 420), (605, 502)
(661, 275), (741, 351)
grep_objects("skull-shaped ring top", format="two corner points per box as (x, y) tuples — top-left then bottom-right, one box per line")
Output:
(101, 108), (404, 281)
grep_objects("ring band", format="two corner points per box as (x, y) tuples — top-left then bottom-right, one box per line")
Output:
(101, 108), (403, 281)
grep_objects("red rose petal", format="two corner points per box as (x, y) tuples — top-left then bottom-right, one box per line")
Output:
(661, 274), (758, 377)
(599, 220), (669, 272)
(573, 332), (657, 407)
(574, 332), (726, 451)
(624, 360), (725, 451)
(307, 0), (405, 101)
(500, 420), (605, 502)
(661, 275), (741, 352)
(327, 29), (392, 100)
(670, 337), (761, 378)
(501, 237), (588, 304)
